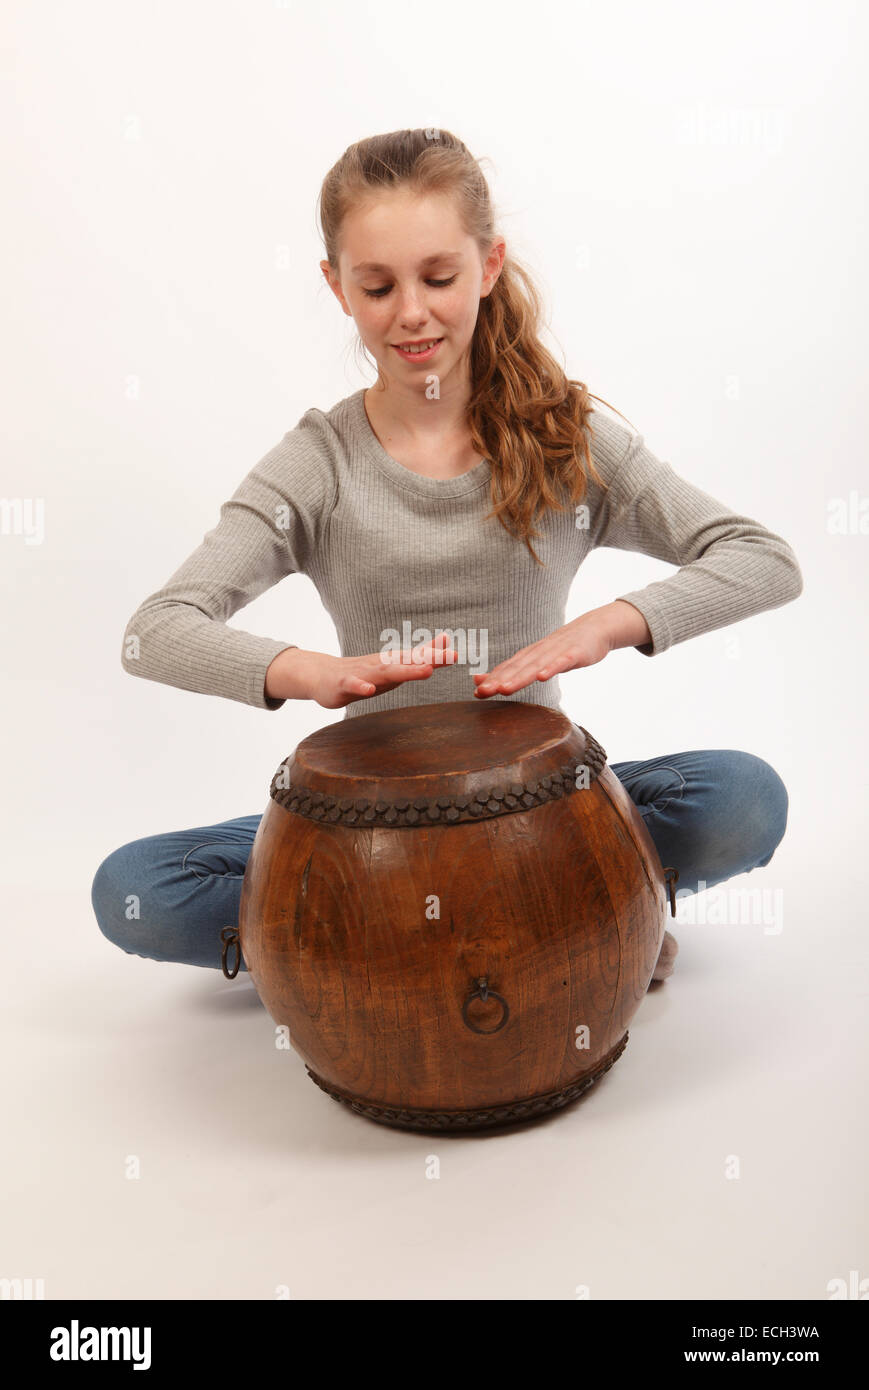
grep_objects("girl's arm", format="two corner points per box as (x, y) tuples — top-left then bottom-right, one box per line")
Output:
(585, 410), (803, 656)
(121, 419), (336, 710)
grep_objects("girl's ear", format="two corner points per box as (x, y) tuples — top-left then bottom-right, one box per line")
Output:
(320, 261), (352, 316)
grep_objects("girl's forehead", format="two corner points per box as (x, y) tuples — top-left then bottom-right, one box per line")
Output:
(339, 192), (466, 252)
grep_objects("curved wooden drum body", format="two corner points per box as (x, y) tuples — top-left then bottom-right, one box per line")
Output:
(239, 701), (669, 1132)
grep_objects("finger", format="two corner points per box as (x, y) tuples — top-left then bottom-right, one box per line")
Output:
(381, 646), (450, 673)
(474, 662), (536, 690)
(392, 662), (436, 682)
(477, 649), (571, 691)
(475, 675), (534, 696)
(472, 648), (540, 686)
(372, 662), (435, 687)
(475, 667), (550, 694)
(412, 635), (457, 666)
(377, 648), (435, 668)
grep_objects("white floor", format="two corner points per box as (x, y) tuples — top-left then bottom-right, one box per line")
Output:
(3, 839), (864, 1302)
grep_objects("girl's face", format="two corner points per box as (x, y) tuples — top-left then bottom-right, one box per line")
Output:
(321, 189), (504, 393)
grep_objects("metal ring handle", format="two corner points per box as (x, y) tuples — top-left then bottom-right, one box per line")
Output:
(220, 926), (241, 979)
(663, 866), (680, 918)
(462, 976), (510, 1034)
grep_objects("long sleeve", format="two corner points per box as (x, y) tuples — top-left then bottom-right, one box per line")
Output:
(585, 410), (803, 655)
(121, 420), (337, 709)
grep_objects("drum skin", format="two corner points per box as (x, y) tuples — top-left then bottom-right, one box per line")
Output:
(238, 700), (670, 1132)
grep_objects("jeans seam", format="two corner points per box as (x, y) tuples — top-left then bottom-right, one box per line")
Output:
(631, 764), (687, 817)
(182, 843), (247, 880)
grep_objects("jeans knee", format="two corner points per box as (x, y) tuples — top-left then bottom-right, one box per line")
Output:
(91, 844), (142, 954)
(91, 837), (249, 972)
(728, 752), (789, 864)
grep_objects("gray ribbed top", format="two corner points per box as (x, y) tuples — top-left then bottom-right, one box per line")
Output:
(121, 387), (803, 718)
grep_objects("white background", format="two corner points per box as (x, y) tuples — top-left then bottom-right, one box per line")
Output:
(1, 0), (865, 1301)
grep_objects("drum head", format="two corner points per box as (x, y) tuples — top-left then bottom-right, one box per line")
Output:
(270, 701), (607, 829)
(300, 699), (569, 776)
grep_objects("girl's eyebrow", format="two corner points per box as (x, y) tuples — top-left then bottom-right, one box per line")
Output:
(350, 251), (462, 274)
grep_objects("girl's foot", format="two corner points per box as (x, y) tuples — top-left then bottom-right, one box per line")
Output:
(651, 930), (679, 982)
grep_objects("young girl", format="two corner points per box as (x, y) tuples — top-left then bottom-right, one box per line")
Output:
(91, 128), (802, 985)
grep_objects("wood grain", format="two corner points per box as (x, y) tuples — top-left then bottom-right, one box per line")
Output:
(239, 701), (668, 1128)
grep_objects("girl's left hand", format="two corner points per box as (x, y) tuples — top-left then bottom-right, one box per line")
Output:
(472, 614), (612, 698)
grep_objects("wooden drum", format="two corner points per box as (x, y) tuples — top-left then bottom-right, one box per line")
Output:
(228, 700), (676, 1132)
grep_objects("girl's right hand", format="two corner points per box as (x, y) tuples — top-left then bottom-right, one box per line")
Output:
(266, 633), (458, 710)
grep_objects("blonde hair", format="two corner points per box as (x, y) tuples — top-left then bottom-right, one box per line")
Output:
(318, 128), (635, 564)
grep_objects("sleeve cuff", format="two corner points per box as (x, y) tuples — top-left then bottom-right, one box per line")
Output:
(248, 641), (299, 710)
(614, 593), (672, 657)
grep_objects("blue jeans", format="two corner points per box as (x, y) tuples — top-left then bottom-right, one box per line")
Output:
(91, 749), (789, 973)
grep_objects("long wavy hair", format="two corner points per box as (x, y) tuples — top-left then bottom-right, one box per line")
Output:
(317, 128), (635, 564)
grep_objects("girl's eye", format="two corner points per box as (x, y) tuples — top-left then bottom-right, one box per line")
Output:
(362, 275), (457, 299)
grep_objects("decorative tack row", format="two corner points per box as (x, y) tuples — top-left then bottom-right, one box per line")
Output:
(305, 1031), (627, 1130)
(269, 727), (607, 827)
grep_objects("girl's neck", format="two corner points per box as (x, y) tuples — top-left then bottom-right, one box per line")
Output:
(364, 380), (472, 449)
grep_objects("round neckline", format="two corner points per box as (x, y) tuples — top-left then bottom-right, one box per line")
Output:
(349, 389), (491, 497)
